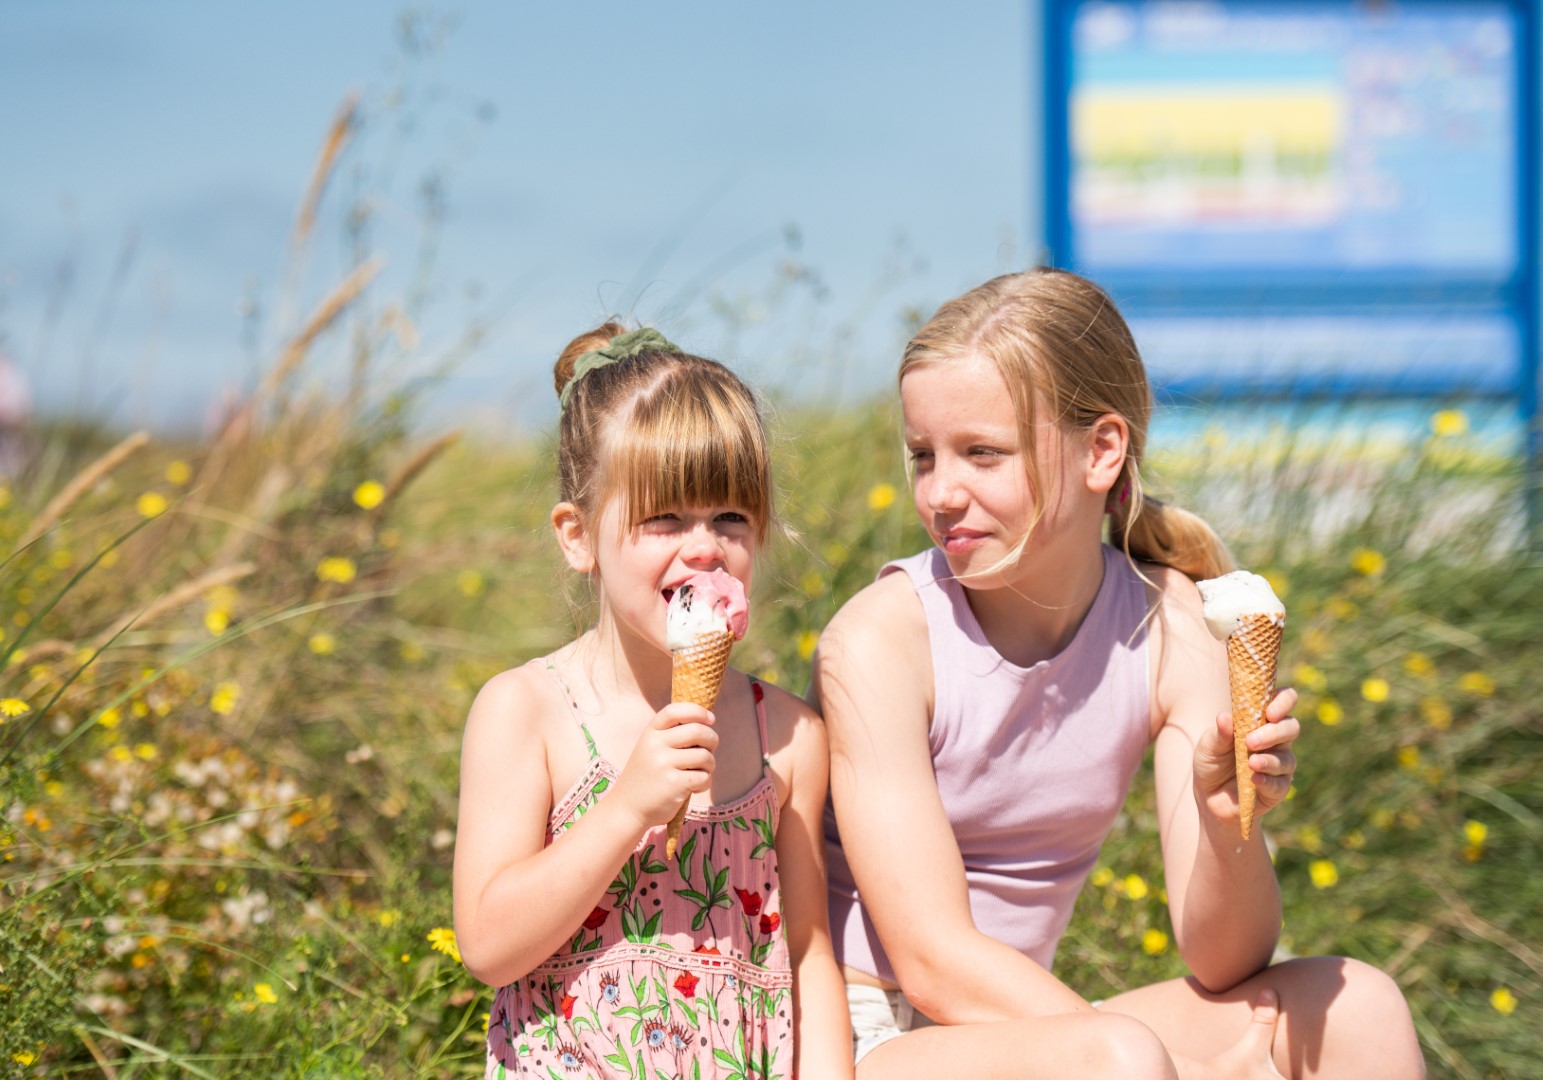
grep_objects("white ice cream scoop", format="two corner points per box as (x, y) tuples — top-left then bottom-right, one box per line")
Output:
(1196, 571), (1285, 640)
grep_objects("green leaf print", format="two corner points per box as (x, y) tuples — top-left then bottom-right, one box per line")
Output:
(677, 830), (697, 873)
(639, 842), (668, 875)
(693, 1061), (703, 1080)
(609, 856), (639, 907)
(621, 902), (664, 945)
(732, 814), (750, 831)
(546, 1067), (564, 1080)
(750, 813), (775, 859)
(713, 1046), (748, 1080)
(603, 1035), (631, 1075)
(674, 997), (700, 1028)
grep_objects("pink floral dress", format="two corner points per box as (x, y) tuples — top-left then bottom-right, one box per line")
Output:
(485, 663), (793, 1080)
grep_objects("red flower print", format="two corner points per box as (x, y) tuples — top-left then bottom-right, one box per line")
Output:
(734, 887), (763, 916)
(759, 912), (780, 935)
(560, 993), (577, 1020)
(582, 906), (608, 931)
(673, 971), (699, 998)
(693, 945), (720, 955)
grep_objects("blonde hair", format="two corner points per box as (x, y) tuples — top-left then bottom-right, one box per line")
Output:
(553, 321), (773, 543)
(899, 268), (1231, 581)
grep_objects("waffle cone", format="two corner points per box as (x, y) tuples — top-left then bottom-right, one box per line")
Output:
(665, 631), (736, 858)
(1226, 614), (1285, 840)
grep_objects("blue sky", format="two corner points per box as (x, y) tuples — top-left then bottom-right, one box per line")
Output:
(2, 2), (1041, 434)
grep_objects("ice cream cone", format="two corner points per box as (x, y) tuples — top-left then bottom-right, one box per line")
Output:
(1225, 614), (1285, 840)
(665, 630), (735, 858)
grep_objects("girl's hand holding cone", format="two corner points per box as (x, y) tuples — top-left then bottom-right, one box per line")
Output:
(1193, 687), (1301, 835)
(611, 702), (718, 834)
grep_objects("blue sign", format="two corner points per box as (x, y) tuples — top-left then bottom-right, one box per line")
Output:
(1042, 0), (1539, 412)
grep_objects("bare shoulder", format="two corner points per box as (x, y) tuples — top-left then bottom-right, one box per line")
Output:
(462, 661), (555, 758)
(753, 678), (827, 794)
(818, 569), (928, 672)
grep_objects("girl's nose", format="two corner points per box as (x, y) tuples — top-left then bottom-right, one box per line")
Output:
(680, 522), (723, 563)
(926, 463), (967, 512)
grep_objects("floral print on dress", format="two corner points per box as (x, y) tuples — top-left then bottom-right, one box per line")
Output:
(486, 677), (791, 1080)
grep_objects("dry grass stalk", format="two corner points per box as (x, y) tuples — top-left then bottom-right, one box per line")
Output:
(210, 465), (294, 567)
(92, 562), (257, 647)
(263, 256), (386, 399)
(376, 431), (461, 518)
(16, 431), (151, 550)
(293, 94), (359, 247)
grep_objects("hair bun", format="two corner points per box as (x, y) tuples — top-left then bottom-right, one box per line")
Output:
(553, 320), (627, 397)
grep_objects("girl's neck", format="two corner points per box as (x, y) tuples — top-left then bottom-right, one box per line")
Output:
(963, 534), (1107, 668)
(569, 615), (672, 709)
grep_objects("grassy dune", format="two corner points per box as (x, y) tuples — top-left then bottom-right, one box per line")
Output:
(0, 381), (1536, 1077)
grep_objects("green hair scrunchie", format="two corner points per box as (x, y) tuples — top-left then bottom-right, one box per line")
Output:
(558, 327), (681, 411)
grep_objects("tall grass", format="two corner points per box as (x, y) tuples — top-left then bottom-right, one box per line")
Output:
(4, 385), (1535, 1077)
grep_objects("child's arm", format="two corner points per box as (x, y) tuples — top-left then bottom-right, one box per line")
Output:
(762, 684), (854, 1080)
(453, 666), (717, 988)
(1147, 566), (1298, 991)
(816, 575), (1095, 1024)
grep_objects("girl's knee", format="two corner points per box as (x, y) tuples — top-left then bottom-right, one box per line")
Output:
(1076, 1013), (1177, 1080)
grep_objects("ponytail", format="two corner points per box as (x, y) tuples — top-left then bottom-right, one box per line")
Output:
(1109, 474), (1233, 582)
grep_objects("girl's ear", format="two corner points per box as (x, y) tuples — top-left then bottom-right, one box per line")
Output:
(551, 502), (595, 574)
(1084, 413), (1130, 497)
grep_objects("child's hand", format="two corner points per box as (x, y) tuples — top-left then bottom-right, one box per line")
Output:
(1194, 687), (1300, 826)
(612, 703), (718, 832)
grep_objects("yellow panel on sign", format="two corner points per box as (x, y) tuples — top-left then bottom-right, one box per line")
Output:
(1075, 87), (1341, 158)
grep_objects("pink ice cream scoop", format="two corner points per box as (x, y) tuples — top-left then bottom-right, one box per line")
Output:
(666, 569), (749, 646)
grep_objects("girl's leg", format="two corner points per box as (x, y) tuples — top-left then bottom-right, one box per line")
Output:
(1099, 955), (1425, 1079)
(857, 1011), (1180, 1080)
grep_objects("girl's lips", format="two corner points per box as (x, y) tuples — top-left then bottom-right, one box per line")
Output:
(939, 530), (988, 554)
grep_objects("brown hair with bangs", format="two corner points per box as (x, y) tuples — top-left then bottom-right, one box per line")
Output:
(554, 321), (773, 543)
(900, 268), (1231, 581)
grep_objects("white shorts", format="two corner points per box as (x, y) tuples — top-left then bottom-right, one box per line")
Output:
(847, 983), (937, 1063)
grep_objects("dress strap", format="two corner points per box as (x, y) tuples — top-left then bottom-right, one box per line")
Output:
(543, 657), (600, 761)
(748, 676), (771, 776)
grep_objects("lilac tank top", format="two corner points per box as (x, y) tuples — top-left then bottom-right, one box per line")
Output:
(825, 544), (1152, 980)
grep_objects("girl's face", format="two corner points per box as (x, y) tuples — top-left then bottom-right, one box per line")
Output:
(901, 354), (1088, 586)
(584, 498), (757, 652)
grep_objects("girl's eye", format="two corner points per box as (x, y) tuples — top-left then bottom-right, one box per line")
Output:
(716, 511), (750, 525)
(908, 449), (933, 466)
(969, 447), (1005, 459)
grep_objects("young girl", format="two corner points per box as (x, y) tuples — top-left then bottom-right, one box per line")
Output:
(816, 269), (1426, 1078)
(455, 324), (851, 1079)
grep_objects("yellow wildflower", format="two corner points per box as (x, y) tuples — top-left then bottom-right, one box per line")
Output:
(308, 633), (337, 656)
(427, 927), (462, 963)
(254, 982), (278, 1005)
(800, 569), (826, 597)
(1397, 746), (1421, 770)
(136, 492), (169, 518)
(205, 608), (230, 635)
(1430, 409), (1469, 438)
(457, 570), (486, 598)
(1308, 859), (1339, 888)
(1402, 652), (1434, 677)
(352, 480), (386, 509)
(1089, 867), (1114, 888)
(1261, 570), (1288, 600)
(315, 556), (358, 584)
(1349, 548), (1385, 576)
(398, 640), (425, 664)
(1315, 699), (1343, 726)
(797, 630), (819, 661)
(821, 542), (849, 565)
(1420, 697), (1452, 730)
(1141, 928), (1169, 955)
(1463, 820), (1488, 847)
(0, 698), (31, 719)
(0, 486), (9, 510)
(378, 909), (401, 927)
(12, 1051), (36, 1066)
(1123, 874), (1149, 900)
(1490, 987), (1517, 1016)
(1292, 664), (1327, 693)
(1297, 825), (1324, 854)
(166, 460), (193, 486)
(110, 745), (133, 763)
(49, 549), (73, 570)
(134, 743), (157, 761)
(1459, 672), (1495, 696)
(1361, 678), (1390, 703)
(1326, 596), (1359, 621)
(866, 483), (897, 511)
(210, 682), (241, 717)
(1344, 830), (1366, 850)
